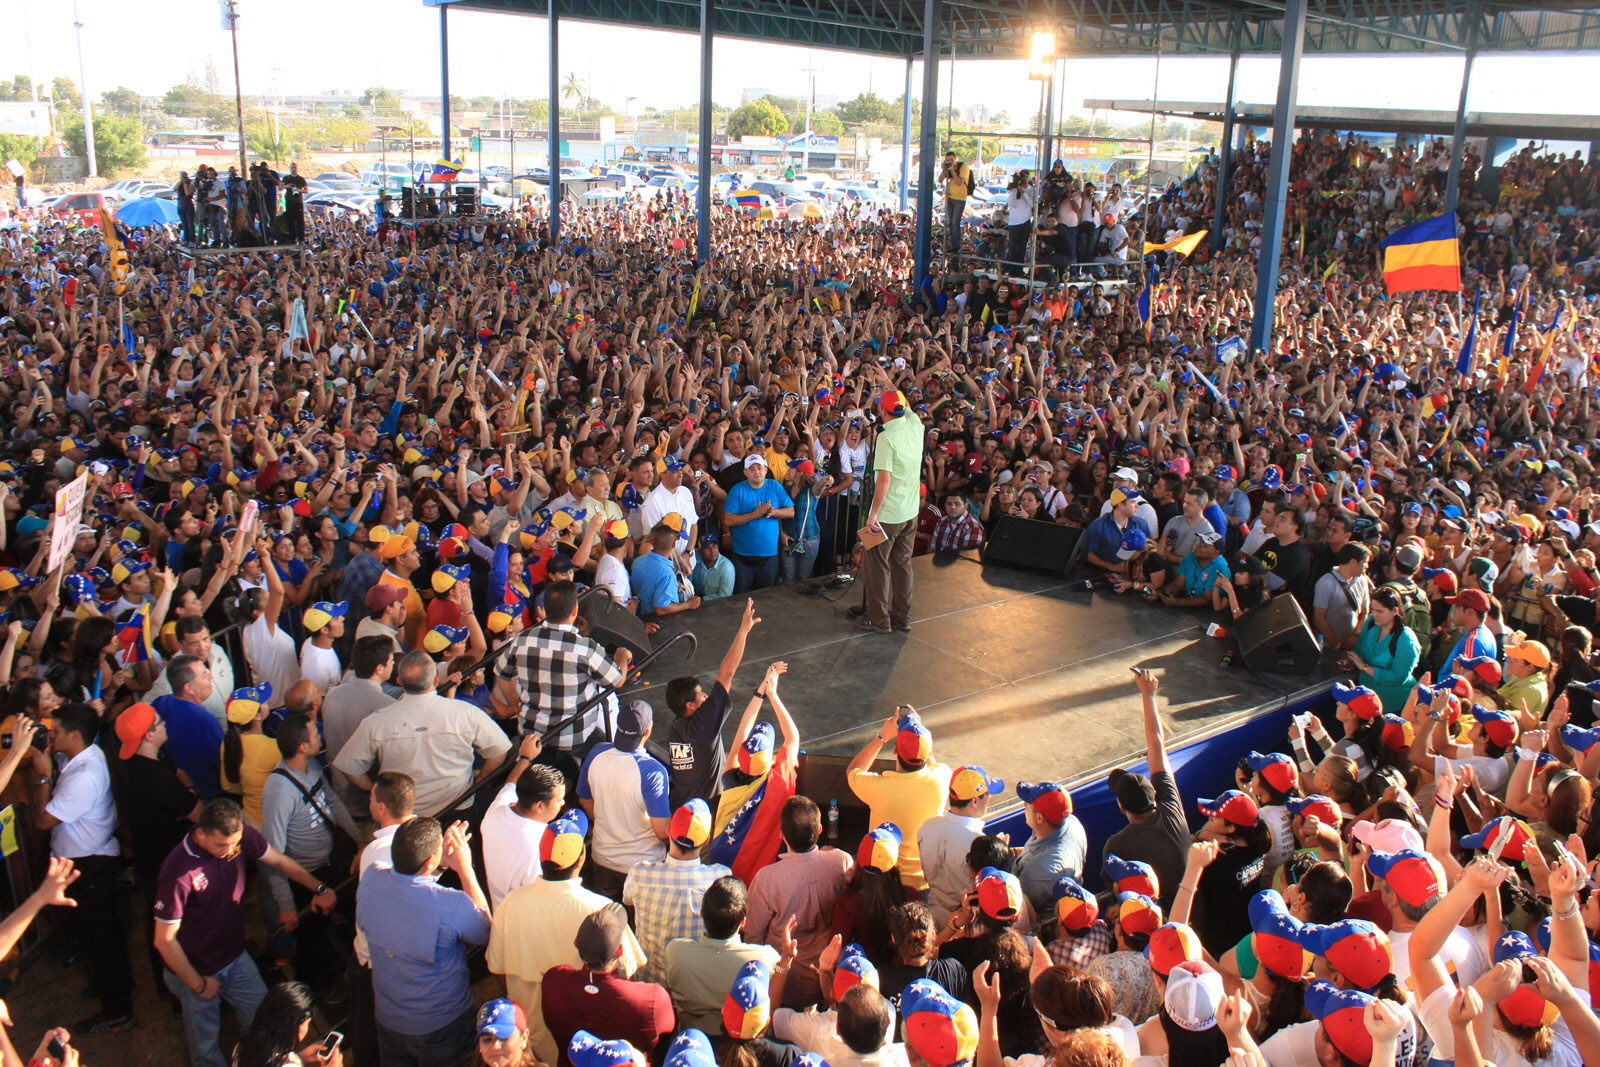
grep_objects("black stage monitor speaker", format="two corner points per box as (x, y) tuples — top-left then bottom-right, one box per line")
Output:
(454, 185), (479, 216)
(1236, 594), (1321, 675)
(400, 186), (417, 220)
(982, 516), (1082, 577)
(577, 587), (652, 661)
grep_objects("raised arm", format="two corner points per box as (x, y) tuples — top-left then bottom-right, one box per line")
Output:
(1133, 667), (1170, 776)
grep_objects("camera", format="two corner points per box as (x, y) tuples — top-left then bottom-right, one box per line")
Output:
(1, 721), (48, 751)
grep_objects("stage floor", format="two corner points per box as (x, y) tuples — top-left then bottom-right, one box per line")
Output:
(627, 553), (1336, 794)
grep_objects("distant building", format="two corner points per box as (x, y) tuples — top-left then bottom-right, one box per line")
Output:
(0, 101), (51, 138)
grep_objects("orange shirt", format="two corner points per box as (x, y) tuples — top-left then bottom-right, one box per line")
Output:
(379, 570), (425, 649)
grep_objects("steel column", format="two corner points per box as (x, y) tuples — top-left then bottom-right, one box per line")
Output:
(1212, 48), (1239, 252)
(697, 0), (713, 264)
(549, 0), (560, 242)
(1248, 0), (1307, 355)
(440, 5), (451, 162)
(911, 0), (941, 283)
(1443, 48), (1475, 214)
(899, 56), (913, 212)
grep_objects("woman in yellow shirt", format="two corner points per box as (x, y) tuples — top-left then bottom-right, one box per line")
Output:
(220, 685), (280, 827)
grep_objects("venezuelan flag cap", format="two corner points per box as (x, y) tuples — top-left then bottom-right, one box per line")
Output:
(226, 683), (273, 726)
(475, 998), (527, 1040)
(856, 822), (903, 873)
(1492, 931), (1561, 1027)
(949, 765), (1004, 804)
(975, 866), (1024, 923)
(1249, 890), (1311, 980)
(1197, 790), (1259, 827)
(1016, 781), (1072, 824)
(1104, 854), (1158, 898)
(302, 600), (348, 633)
(1297, 919), (1391, 991)
(540, 810), (590, 871)
(568, 1032), (644, 1067)
(1244, 751), (1297, 795)
(1304, 981), (1375, 1064)
(111, 557), (150, 585)
(1116, 891), (1163, 938)
(663, 1030), (716, 1067)
(1330, 682), (1382, 720)
(1285, 794), (1342, 828)
(735, 722), (775, 776)
(670, 798), (713, 850)
(423, 624), (469, 654)
(1562, 723), (1600, 753)
(487, 602), (520, 633)
(1459, 815), (1534, 863)
(63, 573), (96, 605)
(432, 563), (471, 594)
(1145, 922), (1203, 978)
(1469, 703), (1518, 747)
(1379, 714), (1414, 752)
(722, 959), (772, 1040)
(901, 978), (979, 1067)
(1051, 875), (1099, 934)
(831, 945), (878, 1002)
(895, 711), (932, 767)
(1365, 848), (1445, 909)
(0, 568), (39, 592)
(1535, 917), (1600, 998)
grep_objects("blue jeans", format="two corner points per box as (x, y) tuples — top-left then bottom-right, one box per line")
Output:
(733, 553), (779, 593)
(163, 952), (268, 1067)
(779, 537), (820, 583)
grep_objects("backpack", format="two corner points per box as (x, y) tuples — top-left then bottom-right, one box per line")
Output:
(1384, 578), (1432, 659)
(965, 167), (977, 198)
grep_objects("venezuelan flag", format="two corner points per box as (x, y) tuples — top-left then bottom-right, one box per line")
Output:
(1379, 212), (1460, 294)
(429, 157), (464, 182)
(731, 191), (762, 211)
(1142, 230), (1208, 257)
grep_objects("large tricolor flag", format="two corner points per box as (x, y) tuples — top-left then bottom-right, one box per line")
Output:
(1142, 230), (1208, 257)
(1455, 291), (1481, 378)
(1378, 212), (1461, 294)
(428, 157), (465, 182)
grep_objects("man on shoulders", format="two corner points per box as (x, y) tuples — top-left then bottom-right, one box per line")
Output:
(664, 598), (759, 809)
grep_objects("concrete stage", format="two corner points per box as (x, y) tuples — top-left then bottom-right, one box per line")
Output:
(625, 552), (1336, 805)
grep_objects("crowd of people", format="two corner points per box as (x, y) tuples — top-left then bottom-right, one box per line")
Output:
(0, 124), (1597, 1067)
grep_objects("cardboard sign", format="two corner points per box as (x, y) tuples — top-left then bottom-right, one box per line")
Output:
(47, 474), (87, 572)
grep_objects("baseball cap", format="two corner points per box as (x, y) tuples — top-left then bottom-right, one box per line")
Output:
(1194, 528), (1222, 546)
(1459, 657), (1502, 686)
(423, 624), (468, 654)
(1213, 465), (1236, 481)
(377, 535), (415, 560)
(1491, 932), (1560, 1029)
(1249, 890), (1311, 980)
(614, 698), (651, 749)
(662, 1030), (716, 1067)
(949, 765), (1004, 803)
(568, 1032), (644, 1067)
(1534, 917), (1600, 998)
(735, 722), (776, 776)
(1507, 639), (1552, 670)
(431, 562), (470, 594)
(1562, 723), (1600, 753)
(1107, 768), (1156, 814)
(1051, 875), (1099, 934)
(1104, 854), (1158, 898)
(857, 822), (903, 873)
(743, 453), (767, 469)
(1419, 566), (1458, 594)
(1112, 466), (1140, 484)
(1109, 486), (1141, 507)
(540, 810), (590, 871)
(1347, 817), (1424, 855)
(476, 999), (528, 1040)
(1393, 543), (1424, 572)
(1331, 683), (1382, 720)
(1245, 750), (1297, 795)
(1365, 848), (1444, 908)
(1197, 790), (1259, 827)
(365, 583), (409, 612)
(0, 568), (39, 592)
(895, 711), (932, 767)
(302, 600), (348, 633)
(1379, 714), (1414, 751)
(226, 683), (272, 726)
(1304, 981), (1375, 1064)
(1286, 794), (1343, 829)
(1470, 703), (1518, 747)
(1447, 588), (1491, 614)
(1016, 781), (1072, 825)
(1259, 464), (1283, 491)
(1465, 556), (1499, 584)
(722, 959), (771, 1040)
(975, 866), (1023, 922)
(111, 557), (150, 585)
(1163, 961), (1224, 1032)
(670, 798), (713, 850)
(1298, 919), (1392, 991)
(115, 702), (158, 760)
(1145, 922), (1203, 978)
(1116, 891), (1163, 937)
(1116, 526), (1148, 560)
(877, 390), (908, 416)
(1459, 815), (1534, 862)
(831, 944), (878, 1001)
(901, 978), (979, 1067)
(574, 908), (626, 968)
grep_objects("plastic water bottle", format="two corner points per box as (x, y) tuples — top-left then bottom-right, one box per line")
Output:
(826, 799), (840, 843)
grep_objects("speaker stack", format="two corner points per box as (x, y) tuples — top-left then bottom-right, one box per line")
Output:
(981, 515), (1083, 577)
(1234, 594), (1321, 674)
(454, 185), (479, 217)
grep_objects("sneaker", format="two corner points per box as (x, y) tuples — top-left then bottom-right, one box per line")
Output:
(853, 616), (891, 634)
(76, 1012), (136, 1035)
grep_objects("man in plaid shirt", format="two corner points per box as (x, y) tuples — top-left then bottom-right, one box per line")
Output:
(621, 798), (730, 982)
(492, 581), (631, 759)
(930, 495), (985, 554)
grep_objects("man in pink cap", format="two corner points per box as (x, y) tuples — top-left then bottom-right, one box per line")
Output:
(853, 383), (924, 634)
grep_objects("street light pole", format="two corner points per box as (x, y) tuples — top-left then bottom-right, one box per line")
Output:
(71, 0), (97, 177)
(224, 0), (248, 177)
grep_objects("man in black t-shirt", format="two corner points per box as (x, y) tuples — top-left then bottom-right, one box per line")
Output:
(1253, 508), (1313, 606)
(663, 598), (759, 809)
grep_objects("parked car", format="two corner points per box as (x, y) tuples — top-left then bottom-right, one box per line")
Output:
(361, 162), (413, 190)
(49, 191), (114, 227)
(747, 180), (809, 204)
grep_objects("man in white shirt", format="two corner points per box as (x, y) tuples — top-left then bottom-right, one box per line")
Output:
(917, 765), (1003, 926)
(482, 735), (564, 910)
(773, 979), (907, 1067)
(577, 699), (671, 901)
(298, 601), (347, 695)
(145, 616), (235, 723)
(29, 702), (133, 1030)
(642, 457), (699, 548)
(1098, 467), (1159, 536)
(323, 636), (397, 814)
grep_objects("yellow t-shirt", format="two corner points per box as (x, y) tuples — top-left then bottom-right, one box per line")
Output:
(846, 761), (952, 890)
(221, 732), (282, 827)
(944, 162), (971, 202)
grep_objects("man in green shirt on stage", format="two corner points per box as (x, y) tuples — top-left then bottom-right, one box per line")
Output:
(855, 388), (925, 633)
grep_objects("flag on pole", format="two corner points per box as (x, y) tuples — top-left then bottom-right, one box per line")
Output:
(1141, 230), (1208, 257)
(97, 207), (130, 291)
(1455, 291), (1481, 378)
(1502, 287), (1523, 363)
(428, 158), (465, 182)
(114, 612), (153, 668)
(1528, 298), (1566, 394)
(1378, 211), (1461, 294)
(1136, 262), (1157, 341)
(687, 268), (705, 319)
(289, 297), (309, 341)
(119, 299), (136, 353)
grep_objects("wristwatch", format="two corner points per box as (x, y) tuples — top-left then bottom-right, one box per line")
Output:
(314, 883), (331, 896)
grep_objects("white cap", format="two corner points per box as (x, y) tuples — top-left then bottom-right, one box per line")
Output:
(743, 453), (767, 469)
(1112, 466), (1140, 484)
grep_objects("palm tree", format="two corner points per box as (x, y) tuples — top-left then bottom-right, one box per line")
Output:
(561, 73), (586, 108)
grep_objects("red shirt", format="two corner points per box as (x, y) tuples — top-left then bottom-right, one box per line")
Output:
(540, 965), (674, 1067)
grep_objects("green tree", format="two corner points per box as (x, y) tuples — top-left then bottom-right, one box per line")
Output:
(835, 91), (896, 126)
(248, 131), (297, 163)
(0, 76), (34, 102)
(163, 83), (213, 117)
(0, 134), (45, 172)
(725, 99), (788, 140)
(52, 76), (80, 112)
(100, 87), (142, 118)
(63, 114), (145, 176)
(360, 87), (402, 113)
(561, 73), (586, 107)
(809, 110), (844, 136)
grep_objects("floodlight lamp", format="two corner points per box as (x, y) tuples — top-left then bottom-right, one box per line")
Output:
(1028, 30), (1058, 79)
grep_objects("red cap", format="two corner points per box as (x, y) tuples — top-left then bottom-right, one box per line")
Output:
(115, 702), (157, 760)
(877, 390), (908, 416)
(1447, 588), (1491, 614)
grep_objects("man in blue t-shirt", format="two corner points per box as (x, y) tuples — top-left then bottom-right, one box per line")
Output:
(722, 455), (794, 592)
(1083, 487), (1143, 577)
(1439, 588), (1497, 680)
(632, 524), (702, 617)
(1162, 528), (1232, 607)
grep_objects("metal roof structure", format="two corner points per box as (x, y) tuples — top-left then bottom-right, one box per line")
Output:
(428, 0), (1600, 59)
(1086, 99), (1600, 141)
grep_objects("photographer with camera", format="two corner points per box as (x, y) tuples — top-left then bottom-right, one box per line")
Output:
(1003, 170), (1038, 267)
(939, 150), (973, 254)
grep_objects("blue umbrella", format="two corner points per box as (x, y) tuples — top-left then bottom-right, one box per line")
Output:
(115, 197), (179, 228)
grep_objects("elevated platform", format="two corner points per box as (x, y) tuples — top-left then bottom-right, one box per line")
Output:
(629, 552), (1336, 797)
(176, 243), (304, 259)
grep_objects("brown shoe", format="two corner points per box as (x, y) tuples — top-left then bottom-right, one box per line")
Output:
(853, 615), (891, 634)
